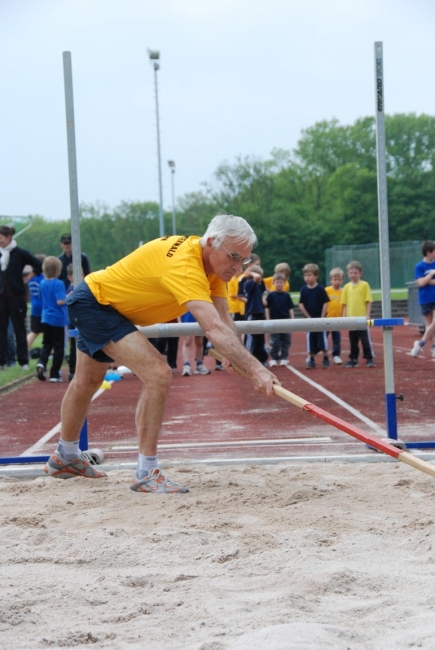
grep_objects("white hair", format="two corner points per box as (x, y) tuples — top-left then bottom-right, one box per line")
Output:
(200, 214), (257, 249)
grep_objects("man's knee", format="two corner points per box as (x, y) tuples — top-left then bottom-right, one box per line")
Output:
(151, 358), (172, 386)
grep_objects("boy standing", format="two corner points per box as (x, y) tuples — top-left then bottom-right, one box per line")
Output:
(341, 260), (375, 368)
(299, 263), (330, 369)
(243, 264), (268, 365)
(266, 272), (295, 367)
(325, 267), (344, 364)
(36, 257), (68, 382)
(411, 240), (435, 357)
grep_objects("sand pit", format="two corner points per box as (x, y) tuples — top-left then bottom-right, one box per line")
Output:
(1, 460), (435, 649)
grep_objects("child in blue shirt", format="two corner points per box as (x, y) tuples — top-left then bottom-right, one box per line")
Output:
(36, 257), (67, 382)
(411, 240), (435, 357)
(26, 254), (46, 349)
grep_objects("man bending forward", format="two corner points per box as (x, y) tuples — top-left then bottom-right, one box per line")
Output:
(44, 214), (279, 493)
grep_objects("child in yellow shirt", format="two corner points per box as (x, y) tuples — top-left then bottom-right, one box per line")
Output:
(325, 267), (344, 365)
(263, 262), (290, 293)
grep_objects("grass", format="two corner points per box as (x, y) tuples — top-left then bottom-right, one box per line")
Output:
(0, 334), (44, 389)
(371, 288), (408, 300)
(0, 359), (39, 389)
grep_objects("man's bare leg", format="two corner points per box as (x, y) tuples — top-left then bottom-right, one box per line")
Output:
(47, 331), (185, 490)
(44, 351), (108, 479)
(60, 350), (108, 442)
(103, 332), (187, 493)
(103, 331), (172, 456)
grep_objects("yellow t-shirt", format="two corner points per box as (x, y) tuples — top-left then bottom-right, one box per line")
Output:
(340, 280), (372, 317)
(227, 272), (245, 316)
(264, 276), (290, 292)
(85, 235), (226, 326)
(325, 286), (343, 318)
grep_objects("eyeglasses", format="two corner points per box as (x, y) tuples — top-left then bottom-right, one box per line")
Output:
(220, 243), (251, 266)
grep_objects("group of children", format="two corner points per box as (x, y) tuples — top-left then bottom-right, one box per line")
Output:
(29, 249), (377, 379)
(300, 261), (375, 369)
(231, 257), (375, 370)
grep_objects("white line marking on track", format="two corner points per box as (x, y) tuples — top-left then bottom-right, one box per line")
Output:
(285, 365), (386, 435)
(21, 383), (112, 456)
(110, 437), (333, 451)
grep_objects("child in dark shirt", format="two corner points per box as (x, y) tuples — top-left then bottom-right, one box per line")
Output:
(298, 263), (330, 369)
(265, 272), (295, 367)
(66, 264), (77, 381)
(243, 264), (268, 365)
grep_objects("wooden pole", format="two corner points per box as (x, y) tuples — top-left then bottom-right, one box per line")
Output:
(208, 350), (435, 479)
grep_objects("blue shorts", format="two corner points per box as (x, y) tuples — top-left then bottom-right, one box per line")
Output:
(66, 282), (137, 363)
(421, 303), (435, 316)
(181, 311), (197, 324)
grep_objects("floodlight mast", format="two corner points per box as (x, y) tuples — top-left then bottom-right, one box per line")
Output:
(63, 51), (83, 291)
(147, 48), (165, 237)
(168, 160), (176, 235)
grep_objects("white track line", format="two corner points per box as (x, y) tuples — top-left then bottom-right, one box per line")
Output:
(21, 383), (112, 455)
(285, 365), (386, 435)
(110, 437), (332, 451)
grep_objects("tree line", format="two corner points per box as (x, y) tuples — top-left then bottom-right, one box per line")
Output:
(15, 113), (435, 290)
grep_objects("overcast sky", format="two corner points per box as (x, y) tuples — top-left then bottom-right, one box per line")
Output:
(1, 0), (434, 223)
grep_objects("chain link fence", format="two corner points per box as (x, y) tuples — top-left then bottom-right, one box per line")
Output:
(325, 241), (422, 290)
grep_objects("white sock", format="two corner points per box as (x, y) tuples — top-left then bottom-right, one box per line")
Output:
(57, 439), (81, 460)
(138, 454), (159, 479)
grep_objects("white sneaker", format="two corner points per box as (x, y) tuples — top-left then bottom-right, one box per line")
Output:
(411, 340), (423, 357)
(182, 364), (192, 376)
(268, 359), (278, 367)
(194, 363), (211, 375)
(333, 356), (342, 365)
(280, 359), (289, 367)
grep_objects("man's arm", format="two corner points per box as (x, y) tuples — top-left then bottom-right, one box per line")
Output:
(186, 299), (279, 396)
(211, 296), (237, 334)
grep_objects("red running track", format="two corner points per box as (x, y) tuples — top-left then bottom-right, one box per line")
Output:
(1, 322), (434, 464)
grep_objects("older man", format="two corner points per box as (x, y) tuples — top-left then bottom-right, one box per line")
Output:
(44, 215), (279, 492)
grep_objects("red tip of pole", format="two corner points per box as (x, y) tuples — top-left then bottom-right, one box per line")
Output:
(304, 404), (402, 459)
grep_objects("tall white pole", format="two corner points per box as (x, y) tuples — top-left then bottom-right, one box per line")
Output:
(62, 51), (82, 288)
(168, 161), (176, 235)
(374, 41), (398, 440)
(152, 62), (165, 238)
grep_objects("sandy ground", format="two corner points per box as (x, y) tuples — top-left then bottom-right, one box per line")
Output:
(1, 461), (435, 650)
